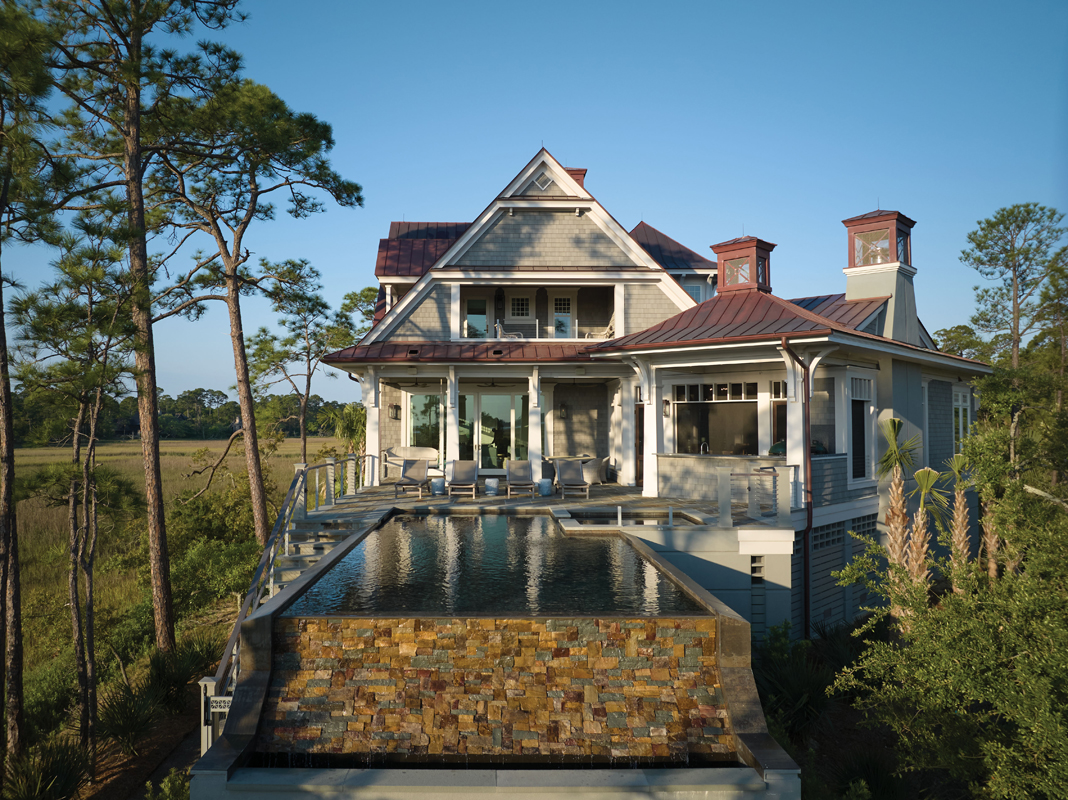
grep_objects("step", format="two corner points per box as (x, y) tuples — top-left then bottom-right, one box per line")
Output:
(288, 541), (340, 556)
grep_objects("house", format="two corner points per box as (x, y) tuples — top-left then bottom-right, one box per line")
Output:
(323, 149), (990, 637)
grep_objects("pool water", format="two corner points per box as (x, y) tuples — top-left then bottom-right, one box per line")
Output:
(573, 518), (694, 526)
(283, 514), (708, 617)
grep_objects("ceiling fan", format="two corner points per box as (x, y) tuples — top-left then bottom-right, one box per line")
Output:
(477, 378), (516, 388)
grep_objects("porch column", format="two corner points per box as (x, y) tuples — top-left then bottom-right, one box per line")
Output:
(778, 348), (806, 506)
(365, 404), (380, 487)
(542, 384), (556, 457)
(642, 373), (663, 497)
(608, 380), (622, 484)
(619, 378), (637, 486)
(364, 368), (380, 487)
(527, 368), (542, 474)
(446, 366), (460, 480)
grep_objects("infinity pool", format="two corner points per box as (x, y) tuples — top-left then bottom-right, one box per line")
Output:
(283, 514), (708, 617)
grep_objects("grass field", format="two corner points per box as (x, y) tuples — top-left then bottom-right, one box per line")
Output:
(15, 436), (344, 686)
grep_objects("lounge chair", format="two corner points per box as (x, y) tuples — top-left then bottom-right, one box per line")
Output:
(394, 459), (431, 499)
(448, 460), (479, 498)
(556, 460), (590, 499)
(506, 460), (535, 498)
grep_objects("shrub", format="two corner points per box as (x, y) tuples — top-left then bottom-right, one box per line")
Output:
(97, 679), (159, 756)
(753, 623), (834, 746)
(144, 767), (190, 800)
(3, 739), (90, 800)
(147, 630), (228, 715)
(827, 749), (907, 800)
(168, 537), (260, 617)
(24, 654), (77, 745)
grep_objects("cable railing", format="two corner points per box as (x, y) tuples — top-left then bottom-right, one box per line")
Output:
(714, 463), (794, 529)
(198, 452), (365, 755)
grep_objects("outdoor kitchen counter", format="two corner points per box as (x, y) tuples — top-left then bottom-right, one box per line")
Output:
(656, 454), (793, 505)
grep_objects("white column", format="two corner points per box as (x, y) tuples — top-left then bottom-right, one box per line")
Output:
(450, 284), (461, 339)
(608, 380), (622, 483)
(365, 406), (380, 487)
(346, 453), (357, 496)
(614, 283), (626, 337)
(619, 378), (636, 486)
(642, 374), (663, 497)
(324, 457), (336, 507)
(293, 463), (307, 519)
(446, 366), (460, 480)
(778, 348), (807, 506)
(527, 369), (542, 474)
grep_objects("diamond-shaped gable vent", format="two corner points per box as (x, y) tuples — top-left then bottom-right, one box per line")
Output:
(533, 172), (553, 191)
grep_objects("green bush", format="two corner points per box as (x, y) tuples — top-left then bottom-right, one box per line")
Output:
(147, 630), (229, 715)
(24, 654), (77, 745)
(145, 767), (190, 800)
(97, 679), (159, 756)
(103, 596), (156, 665)
(828, 749), (907, 800)
(168, 537), (260, 617)
(3, 739), (90, 800)
(753, 623), (835, 746)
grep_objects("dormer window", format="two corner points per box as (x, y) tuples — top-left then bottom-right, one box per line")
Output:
(725, 256), (750, 286)
(855, 228), (891, 266)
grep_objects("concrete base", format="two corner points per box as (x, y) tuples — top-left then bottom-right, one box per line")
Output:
(192, 765), (799, 799)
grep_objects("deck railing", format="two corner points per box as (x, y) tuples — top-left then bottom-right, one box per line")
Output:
(198, 453), (363, 755)
(721, 465), (793, 529)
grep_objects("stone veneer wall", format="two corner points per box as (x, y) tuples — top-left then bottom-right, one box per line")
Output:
(258, 616), (733, 762)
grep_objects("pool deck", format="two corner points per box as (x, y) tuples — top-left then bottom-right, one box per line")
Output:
(304, 482), (778, 528)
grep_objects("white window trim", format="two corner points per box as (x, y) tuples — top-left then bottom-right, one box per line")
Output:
(953, 386), (972, 454)
(402, 389), (445, 466)
(506, 291), (533, 321)
(548, 290), (578, 339)
(846, 369), (878, 488)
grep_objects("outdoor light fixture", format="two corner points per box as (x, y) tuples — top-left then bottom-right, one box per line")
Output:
(558, 402), (567, 419)
(663, 399), (671, 417)
(388, 404), (401, 420)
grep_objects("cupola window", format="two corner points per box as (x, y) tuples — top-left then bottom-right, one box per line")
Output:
(897, 230), (910, 264)
(855, 229), (891, 266)
(725, 257), (750, 286)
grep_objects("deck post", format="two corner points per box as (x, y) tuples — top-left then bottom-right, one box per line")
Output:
(717, 467), (733, 528)
(293, 463), (307, 520)
(776, 467), (792, 528)
(324, 458), (336, 507)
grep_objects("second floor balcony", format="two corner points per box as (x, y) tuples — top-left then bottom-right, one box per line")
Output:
(460, 285), (615, 341)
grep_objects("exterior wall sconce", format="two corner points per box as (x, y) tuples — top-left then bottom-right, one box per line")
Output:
(558, 403), (567, 419)
(663, 399), (671, 417)
(388, 403), (401, 420)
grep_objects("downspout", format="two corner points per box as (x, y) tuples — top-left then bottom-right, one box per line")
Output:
(780, 337), (813, 639)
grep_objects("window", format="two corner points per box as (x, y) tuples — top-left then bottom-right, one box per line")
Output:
(553, 296), (572, 338)
(854, 229), (891, 266)
(953, 388), (971, 453)
(725, 256), (750, 285)
(850, 377), (874, 480)
(683, 283), (703, 303)
(673, 382), (759, 455)
(509, 296), (531, 319)
(465, 298), (487, 338)
(756, 257), (768, 284)
(896, 230), (909, 264)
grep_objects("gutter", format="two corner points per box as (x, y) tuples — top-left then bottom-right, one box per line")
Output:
(779, 336), (813, 639)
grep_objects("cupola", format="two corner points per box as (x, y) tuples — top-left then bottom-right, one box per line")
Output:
(841, 210), (920, 345)
(710, 236), (775, 294)
(842, 210), (915, 268)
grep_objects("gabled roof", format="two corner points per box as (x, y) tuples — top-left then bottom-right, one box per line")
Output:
(375, 222), (472, 278)
(630, 222), (717, 272)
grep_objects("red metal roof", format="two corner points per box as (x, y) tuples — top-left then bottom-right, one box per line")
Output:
(790, 294), (889, 329)
(387, 221), (471, 240)
(630, 221), (716, 272)
(324, 341), (599, 365)
(591, 289), (881, 351)
(842, 210), (917, 228)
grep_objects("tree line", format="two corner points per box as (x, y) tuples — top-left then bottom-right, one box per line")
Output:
(0, 0), (375, 780)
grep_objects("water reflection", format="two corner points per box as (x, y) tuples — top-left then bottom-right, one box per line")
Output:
(284, 515), (709, 618)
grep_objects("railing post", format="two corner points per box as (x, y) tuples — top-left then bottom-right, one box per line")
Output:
(325, 458), (336, 507)
(293, 464), (307, 520)
(346, 453), (357, 497)
(746, 462), (761, 519)
(199, 676), (218, 756)
(717, 467), (733, 528)
(776, 467), (793, 528)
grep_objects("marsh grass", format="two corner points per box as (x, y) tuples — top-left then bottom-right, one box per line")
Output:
(15, 436), (342, 721)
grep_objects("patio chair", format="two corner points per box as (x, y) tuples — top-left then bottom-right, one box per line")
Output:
(495, 321), (523, 339)
(394, 459), (431, 499)
(448, 460), (479, 498)
(506, 459), (535, 498)
(556, 459), (590, 499)
(582, 456), (613, 485)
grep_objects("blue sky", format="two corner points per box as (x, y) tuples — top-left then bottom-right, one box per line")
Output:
(7, 0), (1068, 404)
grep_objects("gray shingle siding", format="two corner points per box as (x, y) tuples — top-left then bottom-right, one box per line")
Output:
(379, 384), (403, 477)
(552, 384), (608, 457)
(624, 284), (684, 335)
(810, 456), (878, 504)
(390, 285), (451, 341)
(455, 209), (638, 268)
(811, 376), (836, 454)
(927, 379), (953, 470)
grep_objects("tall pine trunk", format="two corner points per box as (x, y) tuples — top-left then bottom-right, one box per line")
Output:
(227, 287), (270, 546)
(123, 55), (175, 653)
(0, 256), (24, 762)
(67, 403), (89, 747)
